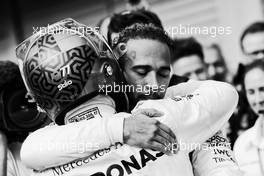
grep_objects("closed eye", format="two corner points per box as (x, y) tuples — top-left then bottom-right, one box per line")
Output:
(247, 89), (255, 95)
(132, 66), (151, 76)
(251, 50), (264, 56)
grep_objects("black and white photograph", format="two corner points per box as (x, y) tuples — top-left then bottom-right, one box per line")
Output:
(0, 0), (264, 175)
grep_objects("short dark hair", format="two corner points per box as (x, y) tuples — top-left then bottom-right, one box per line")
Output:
(243, 60), (264, 80)
(107, 9), (163, 46)
(242, 59), (264, 91)
(171, 37), (204, 64)
(139, 10), (163, 29)
(0, 61), (23, 90)
(240, 21), (264, 52)
(114, 23), (172, 69)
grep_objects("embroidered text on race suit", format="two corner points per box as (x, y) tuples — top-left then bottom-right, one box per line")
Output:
(205, 132), (235, 163)
(68, 107), (102, 123)
(90, 149), (164, 176)
(171, 94), (199, 102)
(49, 143), (164, 176)
(50, 143), (122, 176)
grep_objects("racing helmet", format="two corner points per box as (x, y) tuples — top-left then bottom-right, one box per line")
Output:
(16, 18), (129, 125)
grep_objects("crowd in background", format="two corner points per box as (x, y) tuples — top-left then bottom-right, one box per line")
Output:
(1, 0), (264, 176)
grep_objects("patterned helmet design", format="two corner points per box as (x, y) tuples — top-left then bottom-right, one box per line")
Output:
(16, 19), (128, 124)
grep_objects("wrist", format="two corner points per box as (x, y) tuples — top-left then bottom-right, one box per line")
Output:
(109, 113), (130, 144)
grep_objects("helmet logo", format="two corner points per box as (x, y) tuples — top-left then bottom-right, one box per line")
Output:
(105, 64), (113, 76)
(52, 64), (71, 82)
(57, 80), (73, 91)
(60, 65), (71, 77)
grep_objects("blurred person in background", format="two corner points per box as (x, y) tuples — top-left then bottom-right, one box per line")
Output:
(203, 43), (243, 145)
(234, 21), (264, 86)
(171, 38), (240, 145)
(231, 22), (264, 146)
(240, 22), (264, 61)
(203, 43), (231, 82)
(234, 60), (264, 176)
(171, 37), (208, 80)
(0, 61), (49, 176)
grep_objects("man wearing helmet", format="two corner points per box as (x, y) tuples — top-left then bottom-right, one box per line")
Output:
(18, 19), (239, 176)
(17, 19), (177, 156)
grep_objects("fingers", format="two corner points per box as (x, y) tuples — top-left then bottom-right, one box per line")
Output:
(152, 125), (179, 154)
(147, 141), (171, 155)
(152, 135), (170, 151)
(123, 114), (179, 154)
(156, 121), (177, 142)
(154, 128), (176, 146)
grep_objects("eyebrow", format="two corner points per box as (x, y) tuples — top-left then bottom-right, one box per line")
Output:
(131, 65), (171, 71)
(251, 49), (264, 55)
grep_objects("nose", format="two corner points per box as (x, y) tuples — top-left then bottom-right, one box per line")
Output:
(207, 65), (216, 77)
(253, 91), (261, 107)
(259, 92), (264, 104)
(254, 93), (259, 103)
(146, 71), (159, 87)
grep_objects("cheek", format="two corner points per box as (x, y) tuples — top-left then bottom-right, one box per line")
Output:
(246, 94), (256, 106)
(158, 77), (170, 87)
(123, 70), (144, 86)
